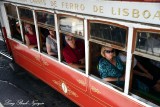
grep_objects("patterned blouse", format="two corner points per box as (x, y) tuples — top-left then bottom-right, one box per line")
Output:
(98, 57), (125, 79)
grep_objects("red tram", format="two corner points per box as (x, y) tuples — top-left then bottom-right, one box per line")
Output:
(0, 0), (160, 106)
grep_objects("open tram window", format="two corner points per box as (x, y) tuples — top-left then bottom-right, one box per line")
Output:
(36, 11), (58, 59)
(88, 20), (129, 90)
(129, 54), (160, 105)
(5, 4), (22, 41)
(58, 15), (85, 72)
(89, 21), (127, 48)
(21, 22), (38, 49)
(135, 31), (160, 57)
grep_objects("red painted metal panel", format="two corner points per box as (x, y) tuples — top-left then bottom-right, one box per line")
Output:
(41, 55), (88, 92)
(89, 79), (144, 107)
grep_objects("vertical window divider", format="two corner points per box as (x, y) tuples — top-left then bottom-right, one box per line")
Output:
(32, 9), (40, 52)
(16, 6), (24, 42)
(54, 13), (61, 62)
(2, 4), (11, 38)
(84, 18), (89, 75)
(124, 27), (134, 94)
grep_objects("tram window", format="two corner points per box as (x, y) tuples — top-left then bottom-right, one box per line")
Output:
(8, 17), (22, 41)
(59, 16), (84, 37)
(19, 7), (33, 22)
(22, 22), (38, 49)
(135, 31), (160, 56)
(130, 55), (160, 105)
(89, 42), (126, 89)
(5, 4), (18, 18)
(5, 4), (22, 41)
(89, 22), (127, 47)
(38, 27), (58, 58)
(36, 11), (55, 26)
(60, 33), (85, 72)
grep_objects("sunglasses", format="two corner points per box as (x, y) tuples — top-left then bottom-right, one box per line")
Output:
(104, 50), (114, 53)
(67, 38), (74, 41)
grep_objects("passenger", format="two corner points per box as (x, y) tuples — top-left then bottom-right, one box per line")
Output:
(24, 23), (37, 49)
(98, 46), (125, 86)
(46, 29), (57, 56)
(118, 52), (160, 92)
(62, 35), (85, 69)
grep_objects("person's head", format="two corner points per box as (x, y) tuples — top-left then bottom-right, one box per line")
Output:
(25, 23), (33, 33)
(101, 46), (115, 61)
(48, 29), (55, 37)
(65, 34), (75, 48)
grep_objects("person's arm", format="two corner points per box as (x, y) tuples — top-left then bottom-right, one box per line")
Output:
(136, 62), (153, 80)
(25, 35), (37, 49)
(46, 43), (57, 56)
(103, 76), (124, 82)
(68, 63), (85, 69)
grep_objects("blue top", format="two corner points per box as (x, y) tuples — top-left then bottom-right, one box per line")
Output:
(98, 57), (125, 79)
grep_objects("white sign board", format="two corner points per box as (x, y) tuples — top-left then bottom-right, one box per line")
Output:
(3, 0), (160, 25)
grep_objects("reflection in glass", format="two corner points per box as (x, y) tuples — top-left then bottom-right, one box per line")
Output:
(19, 8), (33, 21)
(90, 23), (127, 47)
(5, 4), (18, 18)
(136, 32), (160, 56)
(36, 11), (55, 26)
(8, 17), (22, 41)
(59, 16), (83, 36)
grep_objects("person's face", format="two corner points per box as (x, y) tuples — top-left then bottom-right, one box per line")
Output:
(66, 36), (75, 48)
(26, 24), (32, 32)
(104, 47), (114, 60)
(49, 30), (54, 36)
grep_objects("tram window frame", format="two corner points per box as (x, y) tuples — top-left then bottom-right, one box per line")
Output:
(129, 28), (160, 105)
(88, 20), (128, 91)
(35, 10), (58, 59)
(18, 6), (38, 50)
(133, 28), (160, 62)
(58, 14), (85, 73)
(4, 4), (22, 42)
(88, 20), (128, 49)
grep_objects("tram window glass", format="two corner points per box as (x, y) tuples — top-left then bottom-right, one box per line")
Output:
(36, 11), (55, 26)
(89, 22), (127, 47)
(5, 4), (18, 18)
(19, 7), (33, 22)
(129, 55), (160, 105)
(59, 16), (84, 37)
(135, 31), (160, 56)
(5, 4), (22, 41)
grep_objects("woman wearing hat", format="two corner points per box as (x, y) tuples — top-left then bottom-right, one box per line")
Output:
(25, 23), (37, 49)
(98, 46), (125, 86)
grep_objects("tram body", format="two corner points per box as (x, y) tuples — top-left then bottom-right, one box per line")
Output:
(0, 0), (160, 107)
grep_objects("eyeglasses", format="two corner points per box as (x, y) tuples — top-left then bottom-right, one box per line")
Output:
(67, 38), (74, 41)
(104, 50), (114, 54)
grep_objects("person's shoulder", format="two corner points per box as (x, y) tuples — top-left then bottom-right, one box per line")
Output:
(99, 57), (106, 63)
(62, 45), (70, 53)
